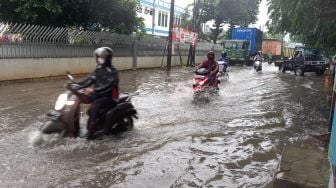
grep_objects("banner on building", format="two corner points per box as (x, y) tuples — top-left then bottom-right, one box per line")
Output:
(172, 25), (198, 46)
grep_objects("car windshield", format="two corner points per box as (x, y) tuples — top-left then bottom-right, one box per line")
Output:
(304, 48), (324, 61)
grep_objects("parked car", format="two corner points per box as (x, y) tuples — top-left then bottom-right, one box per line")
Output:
(279, 46), (329, 76)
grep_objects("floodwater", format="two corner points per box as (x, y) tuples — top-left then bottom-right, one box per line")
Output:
(0, 63), (331, 187)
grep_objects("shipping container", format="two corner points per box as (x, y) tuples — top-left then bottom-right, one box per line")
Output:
(262, 39), (282, 56)
(232, 27), (263, 56)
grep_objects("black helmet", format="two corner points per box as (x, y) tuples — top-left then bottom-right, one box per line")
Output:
(221, 51), (226, 56)
(207, 51), (215, 60)
(94, 47), (113, 65)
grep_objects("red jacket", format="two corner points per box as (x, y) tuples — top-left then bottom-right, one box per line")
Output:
(198, 60), (219, 76)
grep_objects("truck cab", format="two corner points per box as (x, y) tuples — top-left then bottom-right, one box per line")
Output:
(223, 40), (250, 65)
(279, 47), (329, 76)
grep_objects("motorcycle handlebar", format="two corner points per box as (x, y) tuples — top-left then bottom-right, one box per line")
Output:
(66, 71), (75, 83)
(66, 83), (81, 91)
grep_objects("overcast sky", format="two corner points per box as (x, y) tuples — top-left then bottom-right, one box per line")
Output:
(175, 0), (270, 31)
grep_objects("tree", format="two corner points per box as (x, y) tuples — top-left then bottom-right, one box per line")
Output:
(263, 32), (283, 40)
(0, 0), (143, 34)
(200, 0), (260, 43)
(180, 5), (194, 30)
(267, 0), (336, 50)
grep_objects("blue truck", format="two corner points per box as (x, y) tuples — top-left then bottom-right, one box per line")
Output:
(223, 27), (263, 65)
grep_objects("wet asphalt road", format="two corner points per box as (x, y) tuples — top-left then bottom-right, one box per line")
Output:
(0, 63), (331, 187)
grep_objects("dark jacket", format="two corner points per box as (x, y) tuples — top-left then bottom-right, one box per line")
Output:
(77, 64), (119, 98)
(218, 52), (227, 61)
(218, 56), (227, 61)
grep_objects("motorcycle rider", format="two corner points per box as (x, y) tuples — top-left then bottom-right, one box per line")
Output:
(66, 47), (119, 138)
(218, 50), (227, 61)
(267, 52), (273, 64)
(253, 51), (263, 71)
(254, 51), (263, 61)
(197, 51), (219, 87)
(217, 51), (229, 73)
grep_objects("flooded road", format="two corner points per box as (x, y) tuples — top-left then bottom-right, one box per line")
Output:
(0, 64), (331, 187)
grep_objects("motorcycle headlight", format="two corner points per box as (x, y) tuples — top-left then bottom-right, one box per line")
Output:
(55, 93), (68, 110)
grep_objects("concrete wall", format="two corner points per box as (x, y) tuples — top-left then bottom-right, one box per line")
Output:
(0, 56), (205, 81)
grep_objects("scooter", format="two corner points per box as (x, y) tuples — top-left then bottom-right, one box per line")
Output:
(254, 60), (262, 72)
(192, 68), (219, 98)
(40, 73), (137, 139)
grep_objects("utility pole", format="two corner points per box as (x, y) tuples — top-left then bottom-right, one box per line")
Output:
(187, 0), (198, 67)
(166, 0), (175, 71)
(152, 0), (156, 35)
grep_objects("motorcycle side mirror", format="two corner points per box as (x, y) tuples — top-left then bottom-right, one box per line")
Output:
(66, 71), (74, 81)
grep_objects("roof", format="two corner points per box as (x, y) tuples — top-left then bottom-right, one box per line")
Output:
(263, 39), (281, 42)
(224, 40), (249, 43)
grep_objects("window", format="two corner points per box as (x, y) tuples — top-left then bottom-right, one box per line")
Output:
(225, 42), (232, 49)
(237, 43), (243, 49)
(136, 6), (142, 13)
(304, 49), (323, 61)
(242, 42), (249, 49)
(164, 14), (168, 27)
(149, 8), (154, 15)
(158, 11), (168, 27)
(232, 43), (238, 49)
(158, 12), (162, 26)
(174, 16), (181, 25)
(144, 7), (150, 14)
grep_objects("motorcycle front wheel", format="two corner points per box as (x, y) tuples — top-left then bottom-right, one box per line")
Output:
(115, 116), (134, 131)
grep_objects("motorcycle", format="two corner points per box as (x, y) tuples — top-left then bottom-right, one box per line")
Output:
(218, 60), (229, 79)
(40, 73), (137, 139)
(254, 60), (262, 72)
(192, 68), (219, 98)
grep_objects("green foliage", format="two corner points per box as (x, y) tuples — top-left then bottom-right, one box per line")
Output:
(267, 0), (336, 50)
(133, 17), (146, 39)
(195, 0), (260, 43)
(0, 0), (141, 34)
(263, 32), (283, 40)
(180, 5), (194, 30)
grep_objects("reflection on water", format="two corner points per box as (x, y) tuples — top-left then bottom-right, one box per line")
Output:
(0, 64), (331, 187)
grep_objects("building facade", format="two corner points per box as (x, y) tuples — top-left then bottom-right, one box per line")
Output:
(137, 0), (185, 37)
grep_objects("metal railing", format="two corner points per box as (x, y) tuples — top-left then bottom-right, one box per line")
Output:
(0, 22), (222, 59)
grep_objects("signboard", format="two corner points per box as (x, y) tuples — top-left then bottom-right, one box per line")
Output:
(172, 25), (198, 46)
